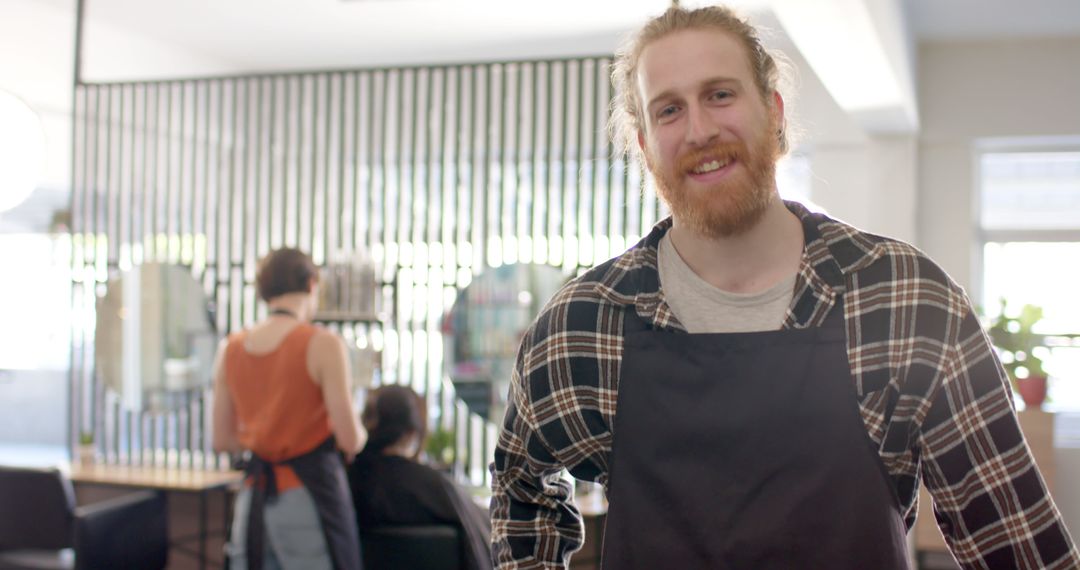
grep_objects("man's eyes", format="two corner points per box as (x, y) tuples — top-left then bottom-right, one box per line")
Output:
(657, 105), (679, 118)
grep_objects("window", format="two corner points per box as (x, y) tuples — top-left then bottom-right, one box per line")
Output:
(978, 148), (1080, 411)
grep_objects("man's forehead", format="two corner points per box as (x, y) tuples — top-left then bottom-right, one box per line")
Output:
(636, 28), (753, 99)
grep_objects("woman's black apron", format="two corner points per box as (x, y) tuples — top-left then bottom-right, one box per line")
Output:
(244, 437), (362, 569)
(600, 301), (909, 569)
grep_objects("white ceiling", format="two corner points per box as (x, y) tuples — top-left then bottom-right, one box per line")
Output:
(74, 0), (772, 75)
(67, 0), (1080, 78)
(906, 0), (1080, 41)
(44, 0), (1080, 145)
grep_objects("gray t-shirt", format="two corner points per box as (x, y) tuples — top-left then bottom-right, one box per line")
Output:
(657, 232), (796, 333)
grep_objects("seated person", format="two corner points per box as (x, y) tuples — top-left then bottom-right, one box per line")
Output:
(347, 385), (493, 570)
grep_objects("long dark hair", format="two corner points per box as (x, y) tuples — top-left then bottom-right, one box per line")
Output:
(360, 385), (428, 459)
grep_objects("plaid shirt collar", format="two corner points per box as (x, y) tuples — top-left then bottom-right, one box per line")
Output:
(595, 200), (885, 332)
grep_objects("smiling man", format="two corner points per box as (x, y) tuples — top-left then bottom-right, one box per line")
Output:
(489, 5), (1079, 569)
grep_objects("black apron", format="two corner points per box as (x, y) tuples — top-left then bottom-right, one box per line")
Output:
(244, 437), (363, 569)
(600, 301), (909, 569)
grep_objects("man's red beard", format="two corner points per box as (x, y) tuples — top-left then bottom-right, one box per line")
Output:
(649, 124), (780, 239)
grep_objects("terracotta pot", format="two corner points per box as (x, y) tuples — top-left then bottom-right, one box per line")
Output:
(1017, 375), (1048, 409)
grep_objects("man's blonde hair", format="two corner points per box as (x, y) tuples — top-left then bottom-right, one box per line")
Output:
(610, 5), (789, 158)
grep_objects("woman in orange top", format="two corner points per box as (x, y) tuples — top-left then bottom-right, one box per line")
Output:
(212, 247), (366, 569)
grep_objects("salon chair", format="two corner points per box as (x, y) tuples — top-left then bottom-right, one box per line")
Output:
(0, 465), (168, 570)
(360, 525), (463, 570)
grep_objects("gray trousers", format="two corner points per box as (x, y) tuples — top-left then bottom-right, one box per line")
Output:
(228, 485), (333, 570)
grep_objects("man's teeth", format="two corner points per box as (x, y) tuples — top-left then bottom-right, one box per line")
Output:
(692, 159), (729, 174)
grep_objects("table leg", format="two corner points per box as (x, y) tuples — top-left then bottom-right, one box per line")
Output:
(200, 490), (207, 570)
(223, 488), (232, 570)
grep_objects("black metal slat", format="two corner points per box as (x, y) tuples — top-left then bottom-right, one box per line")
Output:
(532, 63), (543, 250)
(247, 78), (261, 321)
(200, 81), (212, 263)
(165, 82), (177, 262)
(409, 69), (425, 392)
(90, 85), (103, 268)
(500, 63), (512, 246)
(295, 77), (306, 250)
(450, 66), (462, 257)
(426, 69), (439, 249)
(465, 66), (477, 262)
(228, 79), (242, 331)
(122, 85), (135, 267)
(322, 74), (334, 263)
(395, 68), (409, 386)
(545, 62), (557, 254)
(282, 77), (293, 246)
(393, 69), (406, 265)
(482, 64), (494, 267)
(560, 61), (572, 259)
(433, 68), (449, 422)
(133, 84), (144, 259)
(245, 81), (261, 326)
(83, 86), (96, 250)
(576, 60), (588, 267)
(178, 82), (189, 261)
(214, 80), (228, 333)
(410, 69), (423, 249)
(151, 84), (164, 260)
(516, 63), (528, 244)
(104, 85), (116, 266)
(365, 71), (377, 251)
(380, 70), (392, 261)
(602, 58), (613, 255)
(269, 77), (281, 251)
(299, 76), (311, 255)
(350, 72), (363, 251)
(338, 73), (349, 254)
(253, 77), (268, 256)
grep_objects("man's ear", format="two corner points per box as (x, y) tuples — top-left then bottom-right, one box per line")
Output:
(637, 129), (653, 170)
(771, 91), (785, 130)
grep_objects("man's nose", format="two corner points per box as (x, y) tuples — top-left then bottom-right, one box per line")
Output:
(685, 103), (720, 147)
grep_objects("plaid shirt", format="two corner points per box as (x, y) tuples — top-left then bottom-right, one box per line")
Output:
(490, 201), (1080, 569)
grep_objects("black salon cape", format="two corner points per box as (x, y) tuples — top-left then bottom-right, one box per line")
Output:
(347, 451), (493, 570)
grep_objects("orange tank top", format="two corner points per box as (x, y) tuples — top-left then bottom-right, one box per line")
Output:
(225, 323), (332, 492)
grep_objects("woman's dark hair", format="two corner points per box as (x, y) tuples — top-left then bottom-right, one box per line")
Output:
(361, 385), (428, 459)
(255, 247), (318, 302)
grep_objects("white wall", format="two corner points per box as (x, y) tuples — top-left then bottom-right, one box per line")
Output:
(810, 135), (918, 243)
(0, 0), (243, 191)
(916, 35), (1080, 545)
(916, 37), (1080, 290)
(0, 0), (240, 448)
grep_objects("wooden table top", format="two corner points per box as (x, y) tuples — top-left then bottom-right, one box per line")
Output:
(68, 463), (244, 492)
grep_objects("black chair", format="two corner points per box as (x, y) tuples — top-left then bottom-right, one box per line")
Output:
(360, 525), (463, 570)
(0, 465), (168, 570)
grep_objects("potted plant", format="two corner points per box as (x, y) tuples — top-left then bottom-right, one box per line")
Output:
(77, 431), (96, 466)
(986, 300), (1049, 409)
(424, 426), (456, 473)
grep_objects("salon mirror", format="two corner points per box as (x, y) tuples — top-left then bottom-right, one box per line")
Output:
(442, 263), (566, 423)
(95, 263), (218, 413)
